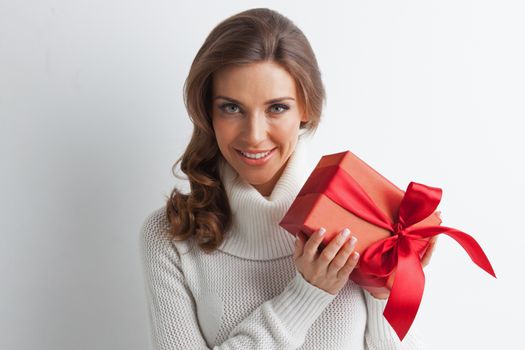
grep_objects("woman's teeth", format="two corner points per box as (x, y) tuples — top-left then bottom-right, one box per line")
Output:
(240, 150), (272, 159)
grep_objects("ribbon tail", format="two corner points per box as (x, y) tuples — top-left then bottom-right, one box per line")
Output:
(408, 226), (497, 278)
(383, 238), (425, 341)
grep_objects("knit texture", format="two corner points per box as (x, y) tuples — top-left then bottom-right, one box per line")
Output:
(139, 136), (427, 349)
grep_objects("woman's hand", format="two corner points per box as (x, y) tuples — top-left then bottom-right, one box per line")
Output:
(293, 227), (360, 295)
(369, 211), (442, 300)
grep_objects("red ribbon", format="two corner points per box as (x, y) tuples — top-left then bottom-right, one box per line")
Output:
(299, 165), (496, 340)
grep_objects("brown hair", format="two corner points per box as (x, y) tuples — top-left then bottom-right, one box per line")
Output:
(165, 7), (326, 253)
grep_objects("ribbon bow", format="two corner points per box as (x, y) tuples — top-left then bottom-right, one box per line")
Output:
(299, 165), (496, 340)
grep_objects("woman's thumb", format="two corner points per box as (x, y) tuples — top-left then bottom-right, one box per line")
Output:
(293, 232), (305, 260)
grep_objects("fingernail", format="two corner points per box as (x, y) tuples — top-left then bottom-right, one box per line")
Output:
(350, 236), (357, 245)
(341, 228), (350, 238)
(319, 227), (326, 236)
(352, 252), (360, 260)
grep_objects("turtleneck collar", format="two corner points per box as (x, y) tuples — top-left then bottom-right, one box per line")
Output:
(217, 135), (311, 260)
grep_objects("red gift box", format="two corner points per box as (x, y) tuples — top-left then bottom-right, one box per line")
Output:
(279, 149), (496, 340)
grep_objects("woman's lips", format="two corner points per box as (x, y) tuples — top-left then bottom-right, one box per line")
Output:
(236, 147), (276, 165)
(236, 147), (276, 153)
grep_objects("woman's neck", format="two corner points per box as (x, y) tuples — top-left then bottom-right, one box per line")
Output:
(216, 135), (311, 260)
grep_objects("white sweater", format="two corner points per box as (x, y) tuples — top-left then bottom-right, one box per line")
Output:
(139, 136), (426, 349)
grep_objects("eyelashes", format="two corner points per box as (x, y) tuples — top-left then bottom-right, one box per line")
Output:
(218, 103), (290, 115)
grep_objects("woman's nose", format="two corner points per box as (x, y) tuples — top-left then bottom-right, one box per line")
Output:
(243, 112), (267, 144)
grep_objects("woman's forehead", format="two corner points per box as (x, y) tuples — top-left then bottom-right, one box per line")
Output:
(212, 62), (297, 102)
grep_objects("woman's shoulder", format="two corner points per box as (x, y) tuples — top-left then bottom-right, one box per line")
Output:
(141, 205), (169, 233)
(139, 205), (192, 256)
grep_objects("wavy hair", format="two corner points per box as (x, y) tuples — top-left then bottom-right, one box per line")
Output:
(165, 7), (326, 253)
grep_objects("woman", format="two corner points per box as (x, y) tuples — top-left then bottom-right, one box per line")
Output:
(140, 7), (435, 349)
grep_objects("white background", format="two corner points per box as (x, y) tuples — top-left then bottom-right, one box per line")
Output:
(1, 1), (523, 349)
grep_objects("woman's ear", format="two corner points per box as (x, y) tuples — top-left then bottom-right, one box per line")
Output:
(301, 111), (309, 123)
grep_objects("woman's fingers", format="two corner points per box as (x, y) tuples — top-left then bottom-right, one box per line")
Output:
(328, 234), (358, 276)
(293, 232), (305, 260)
(298, 226), (438, 270)
(337, 249), (360, 279)
(295, 223), (440, 296)
(421, 236), (438, 267)
(302, 227), (327, 261)
(318, 228), (352, 269)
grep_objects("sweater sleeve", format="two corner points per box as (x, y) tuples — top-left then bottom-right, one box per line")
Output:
(139, 211), (336, 350)
(362, 289), (426, 350)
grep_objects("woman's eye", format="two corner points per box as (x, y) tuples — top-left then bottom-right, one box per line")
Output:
(270, 104), (289, 114)
(219, 103), (241, 114)
(218, 103), (289, 115)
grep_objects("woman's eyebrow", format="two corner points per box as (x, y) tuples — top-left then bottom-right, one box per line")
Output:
(214, 95), (295, 105)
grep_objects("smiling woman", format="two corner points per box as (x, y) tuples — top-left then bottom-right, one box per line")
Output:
(140, 7), (426, 350)
(211, 61), (308, 196)
(165, 8), (324, 254)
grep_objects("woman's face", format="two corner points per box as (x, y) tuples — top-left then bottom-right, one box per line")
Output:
(211, 61), (308, 197)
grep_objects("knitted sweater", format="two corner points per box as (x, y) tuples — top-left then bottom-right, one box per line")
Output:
(139, 136), (426, 349)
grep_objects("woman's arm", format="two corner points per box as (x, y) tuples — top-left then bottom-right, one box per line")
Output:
(139, 211), (336, 350)
(363, 289), (426, 350)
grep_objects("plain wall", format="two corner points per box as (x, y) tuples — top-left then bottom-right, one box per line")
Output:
(1, 0), (523, 349)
